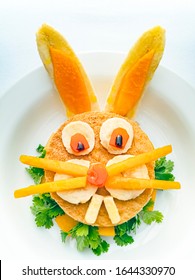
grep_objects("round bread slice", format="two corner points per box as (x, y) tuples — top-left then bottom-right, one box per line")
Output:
(45, 111), (154, 227)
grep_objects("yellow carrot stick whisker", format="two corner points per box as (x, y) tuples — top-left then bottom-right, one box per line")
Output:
(105, 177), (181, 190)
(14, 176), (87, 198)
(106, 145), (172, 177)
(20, 155), (88, 176)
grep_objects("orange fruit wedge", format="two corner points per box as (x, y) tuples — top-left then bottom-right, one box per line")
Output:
(105, 26), (165, 118)
(98, 226), (115, 236)
(55, 214), (115, 237)
(55, 214), (78, 233)
(36, 24), (99, 116)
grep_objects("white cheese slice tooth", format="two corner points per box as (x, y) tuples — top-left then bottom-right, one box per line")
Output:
(85, 194), (103, 225)
(104, 196), (121, 225)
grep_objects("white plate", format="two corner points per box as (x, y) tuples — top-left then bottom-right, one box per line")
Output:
(0, 52), (195, 260)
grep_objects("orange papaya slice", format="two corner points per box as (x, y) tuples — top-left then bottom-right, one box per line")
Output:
(36, 24), (99, 116)
(105, 26), (165, 118)
(113, 50), (154, 116)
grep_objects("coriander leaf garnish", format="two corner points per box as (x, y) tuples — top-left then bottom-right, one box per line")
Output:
(30, 193), (64, 229)
(67, 223), (109, 256)
(26, 144), (46, 184)
(92, 240), (109, 256)
(26, 167), (44, 185)
(139, 210), (164, 225)
(75, 224), (89, 236)
(155, 156), (175, 181)
(138, 199), (164, 225)
(114, 216), (140, 246)
(61, 231), (68, 242)
(75, 236), (90, 252)
(115, 222), (128, 237)
(127, 215), (141, 233)
(114, 233), (134, 246)
(143, 199), (154, 211)
(36, 144), (46, 157)
(114, 199), (163, 246)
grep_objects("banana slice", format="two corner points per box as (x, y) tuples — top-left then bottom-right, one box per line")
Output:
(54, 159), (97, 204)
(100, 117), (133, 154)
(105, 155), (149, 200)
(62, 121), (95, 156)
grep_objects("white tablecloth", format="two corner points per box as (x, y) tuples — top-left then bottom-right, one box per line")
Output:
(0, 0), (195, 96)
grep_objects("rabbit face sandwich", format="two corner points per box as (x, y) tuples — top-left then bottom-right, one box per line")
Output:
(14, 25), (180, 255)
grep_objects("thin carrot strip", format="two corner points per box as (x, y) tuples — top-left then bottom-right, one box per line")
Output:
(106, 145), (172, 177)
(20, 155), (88, 176)
(14, 176), (87, 198)
(105, 177), (181, 190)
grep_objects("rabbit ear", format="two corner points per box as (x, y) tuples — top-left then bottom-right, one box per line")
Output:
(36, 24), (99, 117)
(105, 26), (165, 118)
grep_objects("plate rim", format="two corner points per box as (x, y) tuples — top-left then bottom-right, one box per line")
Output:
(1, 51), (195, 259)
(1, 51), (195, 103)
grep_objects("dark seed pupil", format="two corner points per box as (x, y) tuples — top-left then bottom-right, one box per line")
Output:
(77, 142), (85, 151)
(115, 135), (123, 147)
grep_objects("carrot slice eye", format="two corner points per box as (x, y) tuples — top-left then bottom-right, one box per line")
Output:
(109, 128), (129, 149)
(70, 133), (90, 153)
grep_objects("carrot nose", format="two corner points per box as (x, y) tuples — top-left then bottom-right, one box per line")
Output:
(87, 163), (108, 188)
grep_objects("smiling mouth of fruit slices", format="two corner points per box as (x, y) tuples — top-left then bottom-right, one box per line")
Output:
(14, 145), (180, 225)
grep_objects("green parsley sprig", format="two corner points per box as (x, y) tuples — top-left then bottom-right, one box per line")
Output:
(113, 200), (163, 247)
(155, 156), (175, 181)
(61, 223), (109, 256)
(31, 193), (64, 229)
(26, 144), (46, 184)
(138, 200), (164, 225)
(114, 216), (140, 246)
